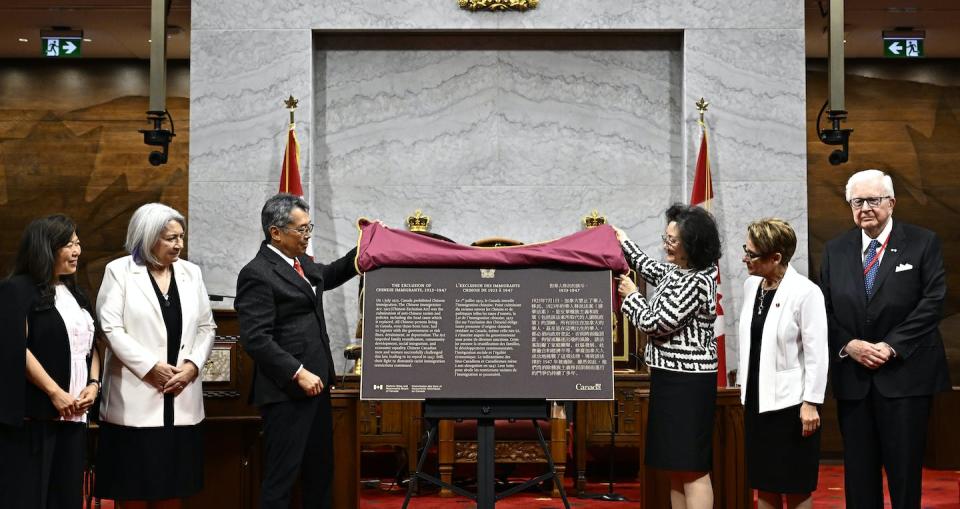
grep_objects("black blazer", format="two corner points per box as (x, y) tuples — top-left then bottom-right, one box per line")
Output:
(820, 221), (951, 400)
(0, 275), (92, 424)
(236, 243), (358, 407)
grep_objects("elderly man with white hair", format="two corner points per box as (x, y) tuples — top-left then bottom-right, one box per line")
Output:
(819, 169), (950, 509)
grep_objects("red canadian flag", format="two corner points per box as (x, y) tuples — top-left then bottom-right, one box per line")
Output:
(279, 122), (304, 197)
(690, 127), (727, 387)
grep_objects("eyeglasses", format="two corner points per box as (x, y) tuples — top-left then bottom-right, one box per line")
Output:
(661, 234), (680, 247)
(282, 223), (314, 237)
(742, 244), (765, 260)
(848, 196), (890, 209)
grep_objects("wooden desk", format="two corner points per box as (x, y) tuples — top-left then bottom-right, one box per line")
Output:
(331, 389), (360, 509)
(634, 387), (747, 509)
(575, 379), (747, 509)
(183, 310), (360, 508)
(573, 372), (648, 493)
(338, 374), (422, 482)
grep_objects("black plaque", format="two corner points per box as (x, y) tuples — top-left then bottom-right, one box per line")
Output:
(361, 267), (614, 400)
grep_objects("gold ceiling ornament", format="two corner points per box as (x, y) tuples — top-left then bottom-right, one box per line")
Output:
(696, 97), (709, 125)
(583, 210), (607, 229)
(406, 210), (431, 232)
(459, 0), (539, 12)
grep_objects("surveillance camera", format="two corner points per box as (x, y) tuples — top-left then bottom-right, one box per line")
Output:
(148, 150), (168, 166)
(816, 105), (853, 166)
(140, 110), (176, 166)
(829, 149), (849, 166)
(142, 128), (174, 147)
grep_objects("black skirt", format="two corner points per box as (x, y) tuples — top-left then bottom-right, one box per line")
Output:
(744, 285), (820, 493)
(94, 422), (203, 500)
(645, 367), (716, 471)
(744, 403), (821, 493)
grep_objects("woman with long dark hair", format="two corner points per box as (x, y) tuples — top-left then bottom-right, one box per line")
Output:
(613, 204), (722, 509)
(0, 214), (101, 508)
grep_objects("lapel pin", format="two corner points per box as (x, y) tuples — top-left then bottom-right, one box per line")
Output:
(890, 248), (898, 252)
(775, 303), (780, 307)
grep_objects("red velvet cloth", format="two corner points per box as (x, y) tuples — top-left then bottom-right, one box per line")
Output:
(355, 219), (630, 274)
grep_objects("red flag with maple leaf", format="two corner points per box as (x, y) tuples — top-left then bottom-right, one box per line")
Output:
(279, 123), (303, 196)
(690, 128), (727, 387)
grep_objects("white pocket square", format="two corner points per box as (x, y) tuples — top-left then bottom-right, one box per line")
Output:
(895, 263), (913, 272)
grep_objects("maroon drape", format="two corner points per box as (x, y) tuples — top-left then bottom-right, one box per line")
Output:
(355, 219), (629, 274)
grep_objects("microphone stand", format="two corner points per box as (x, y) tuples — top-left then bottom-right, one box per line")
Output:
(580, 398), (627, 502)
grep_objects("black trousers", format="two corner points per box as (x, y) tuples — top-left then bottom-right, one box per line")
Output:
(0, 420), (86, 509)
(260, 391), (333, 509)
(0, 423), (31, 508)
(837, 384), (932, 509)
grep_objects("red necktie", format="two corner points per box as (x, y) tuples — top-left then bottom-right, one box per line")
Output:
(293, 258), (305, 278)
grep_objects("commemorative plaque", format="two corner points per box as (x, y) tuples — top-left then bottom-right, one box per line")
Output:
(360, 267), (614, 400)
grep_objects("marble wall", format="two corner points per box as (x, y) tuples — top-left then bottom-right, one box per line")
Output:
(191, 0), (807, 374)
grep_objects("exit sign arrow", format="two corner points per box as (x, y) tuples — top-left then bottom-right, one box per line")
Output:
(41, 37), (83, 58)
(883, 37), (923, 58)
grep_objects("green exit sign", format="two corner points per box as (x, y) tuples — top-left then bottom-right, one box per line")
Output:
(42, 37), (82, 58)
(883, 37), (924, 58)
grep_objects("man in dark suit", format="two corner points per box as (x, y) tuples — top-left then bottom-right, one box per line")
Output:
(820, 169), (950, 509)
(236, 193), (358, 509)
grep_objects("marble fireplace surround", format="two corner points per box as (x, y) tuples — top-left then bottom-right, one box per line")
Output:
(190, 2), (807, 373)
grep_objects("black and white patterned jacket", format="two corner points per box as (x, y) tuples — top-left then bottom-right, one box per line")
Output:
(620, 239), (718, 373)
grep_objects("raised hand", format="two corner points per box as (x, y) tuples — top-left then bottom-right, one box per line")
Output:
(617, 275), (639, 299)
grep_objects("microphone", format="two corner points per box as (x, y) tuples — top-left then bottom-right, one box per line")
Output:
(208, 293), (235, 302)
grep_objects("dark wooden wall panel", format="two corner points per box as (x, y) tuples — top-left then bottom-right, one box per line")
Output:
(0, 59), (189, 296)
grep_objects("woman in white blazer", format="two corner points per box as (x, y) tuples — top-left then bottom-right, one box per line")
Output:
(737, 219), (828, 509)
(95, 204), (215, 509)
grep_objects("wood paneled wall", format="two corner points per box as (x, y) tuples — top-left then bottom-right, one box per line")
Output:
(0, 59), (189, 296)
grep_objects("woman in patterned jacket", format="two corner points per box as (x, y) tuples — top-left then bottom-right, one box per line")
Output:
(613, 204), (722, 509)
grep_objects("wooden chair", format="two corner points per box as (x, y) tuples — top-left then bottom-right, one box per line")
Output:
(437, 404), (568, 497)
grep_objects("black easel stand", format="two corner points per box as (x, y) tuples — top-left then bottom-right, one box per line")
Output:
(579, 399), (627, 502)
(402, 400), (570, 509)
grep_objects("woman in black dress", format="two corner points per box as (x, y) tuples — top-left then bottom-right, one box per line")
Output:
(0, 215), (100, 508)
(737, 219), (828, 509)
(95, 204), (216, 509)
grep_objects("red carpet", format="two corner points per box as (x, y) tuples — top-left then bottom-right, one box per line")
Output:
(357, 466), (960, 508)
(90, 466), (960, 508)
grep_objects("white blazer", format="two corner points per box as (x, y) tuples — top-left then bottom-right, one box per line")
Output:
(737, 264), (828, 413)
(96, 256), (216, 427)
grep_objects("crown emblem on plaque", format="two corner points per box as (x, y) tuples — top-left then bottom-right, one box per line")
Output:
(583, 210), (607, 229)
(480, 268), (496, 279)
(406, 210), (431, 232)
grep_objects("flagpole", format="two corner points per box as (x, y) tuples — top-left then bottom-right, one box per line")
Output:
(692, 97), (728, 387)
(284, 95), (298, 194)
(695, 97), (710, 212)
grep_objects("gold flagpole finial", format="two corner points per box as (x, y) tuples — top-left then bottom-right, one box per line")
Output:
(696, 97), (709, 126)
(284, 95), (299, 125)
